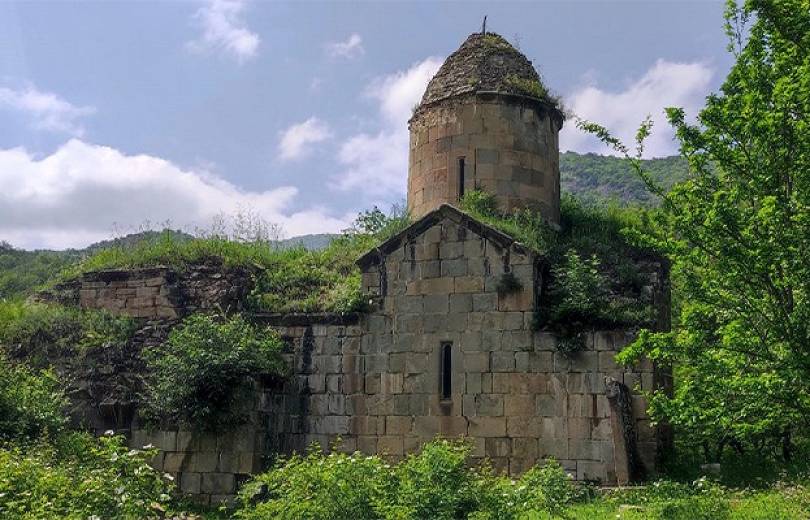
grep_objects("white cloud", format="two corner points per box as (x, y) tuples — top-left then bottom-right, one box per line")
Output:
(0, 84), (95, 136)
(560, 60), (713, 158)
(325, 33), (365, 59)
(0, 140), (349, 250)
(186, 0), (260, 63)
(278, 117), (332, 161)
(334, 57), (443, 197)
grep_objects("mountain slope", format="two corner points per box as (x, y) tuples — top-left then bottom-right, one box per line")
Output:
(560, 151), (689, 206)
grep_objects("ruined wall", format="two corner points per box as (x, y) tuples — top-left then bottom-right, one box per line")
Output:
(41, 263), (256, 319)
(408, 95), (562, 224)
(128, 422), (266, 507)
(56, 215), (665, 491)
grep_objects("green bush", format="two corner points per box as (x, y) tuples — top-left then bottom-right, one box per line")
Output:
(0, 432), (174, 520)
(379, 440), (479, 519)
(236, 446), (390, 520)
(0, 353), (66, 442)
(235, 439), (581, 520)
(0, 301), (136, 367)
(143, 313), (285, 431)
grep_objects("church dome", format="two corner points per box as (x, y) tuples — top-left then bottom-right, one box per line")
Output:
(418, 32), (552, 109)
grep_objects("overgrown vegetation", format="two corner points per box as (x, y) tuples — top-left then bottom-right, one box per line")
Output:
(460, 189), (658, 349)
(0, 300), (137, 369)
(0, 432), (175, 520)
(233, 438), (810, 520)
(0, 352), (176, 519)
(143, 313), (285, 431)
(0, 352), (66, 443)
(235, 439), (583, 520)
(580, 0), (810, 463)
(51, 206), (410, 315)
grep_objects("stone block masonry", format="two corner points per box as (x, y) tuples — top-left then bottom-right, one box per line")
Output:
(408, 94), (562, 225)
(128, 425), (265, 507)
(258, 207), (665, 484)
(41, 262), (257, 319)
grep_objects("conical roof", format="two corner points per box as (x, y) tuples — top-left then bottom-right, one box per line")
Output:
(418, 32), (552, 108)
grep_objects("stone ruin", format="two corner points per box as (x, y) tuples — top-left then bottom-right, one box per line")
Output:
(37, 31), (672, 506)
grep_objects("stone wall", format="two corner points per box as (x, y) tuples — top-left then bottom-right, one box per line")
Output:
(41, 262), (256, 319)
(52, 210), (666, 493)
(128, 424), (266, 507)
(262, 210), (662, 483)
(408, 94), (562, 225)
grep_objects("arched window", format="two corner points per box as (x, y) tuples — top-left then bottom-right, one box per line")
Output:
(440, 342), (452, 400)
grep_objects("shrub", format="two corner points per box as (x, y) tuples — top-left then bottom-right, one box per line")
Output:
(236, 446), (390, 520)
(235, 440), (583, 520)
(0, 301), (136, 367)
(378, 440), (479, 519)
(0, 432), (174, 520)
(0, 353), (66, 442)
(143, 313), (285, 431)
(546, 250), (609, 324)
(460, 189), (500, 218)
(516, 459), (582, 516)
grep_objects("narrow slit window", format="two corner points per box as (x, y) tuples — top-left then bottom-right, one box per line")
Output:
(440, 342), (452, 400)
(458, 158), (465, 200)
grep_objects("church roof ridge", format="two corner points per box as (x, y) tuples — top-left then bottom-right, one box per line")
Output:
(356, 204), (533, 269)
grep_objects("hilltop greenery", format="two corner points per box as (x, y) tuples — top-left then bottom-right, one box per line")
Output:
(560, 151), (689, 207)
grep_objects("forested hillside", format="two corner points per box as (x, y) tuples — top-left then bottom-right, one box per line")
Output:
(560, 151), (688, 206)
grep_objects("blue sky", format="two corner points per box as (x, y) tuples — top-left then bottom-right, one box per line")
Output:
(0, 0), (733, 249)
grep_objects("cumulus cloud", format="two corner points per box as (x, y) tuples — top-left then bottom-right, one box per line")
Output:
(325, 33), (365, 59)
(0, 140), (349, 250)
(186, 0), (260, 63)
(334, 57), (443, 197)
(560, 60), (713, 158)
(0, 84), (95, 136)
(278, 117), (332, 161)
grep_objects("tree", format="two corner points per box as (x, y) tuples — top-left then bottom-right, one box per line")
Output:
(580, 0), (810, 460)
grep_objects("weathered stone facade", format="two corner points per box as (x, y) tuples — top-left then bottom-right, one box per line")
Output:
(263, 205), (662, 482)
(61, 205), (666, 505)
(408, 96), (562, 223)
(40, 262), (256, 319)
(408, 32), (564, 224)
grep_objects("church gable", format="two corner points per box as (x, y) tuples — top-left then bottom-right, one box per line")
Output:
(358, 204), (537, 315)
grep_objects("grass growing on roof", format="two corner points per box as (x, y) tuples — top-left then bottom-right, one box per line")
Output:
(54, 206), (410, 314)
(460, 190), (659, 342)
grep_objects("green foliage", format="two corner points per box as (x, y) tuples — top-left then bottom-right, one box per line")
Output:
(0, 353), (66, 443)
(584, 0), (810, 456)
(0, 432), (174, 520)
(378, 440), (479, 519)
(55, 206), (409, 315)
(235, 439), (581, 520)
(505, 74), (548, 100)
(560, 151), (689, 207)
(460, 190), (657, 338)
(0, 244), (79, 300)
(143, 313), (285, 431)
(236, 446), (389, 520)
(0, 301), (137, 367)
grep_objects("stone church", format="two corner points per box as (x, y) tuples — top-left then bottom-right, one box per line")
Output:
(57, 32), (669, 504)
